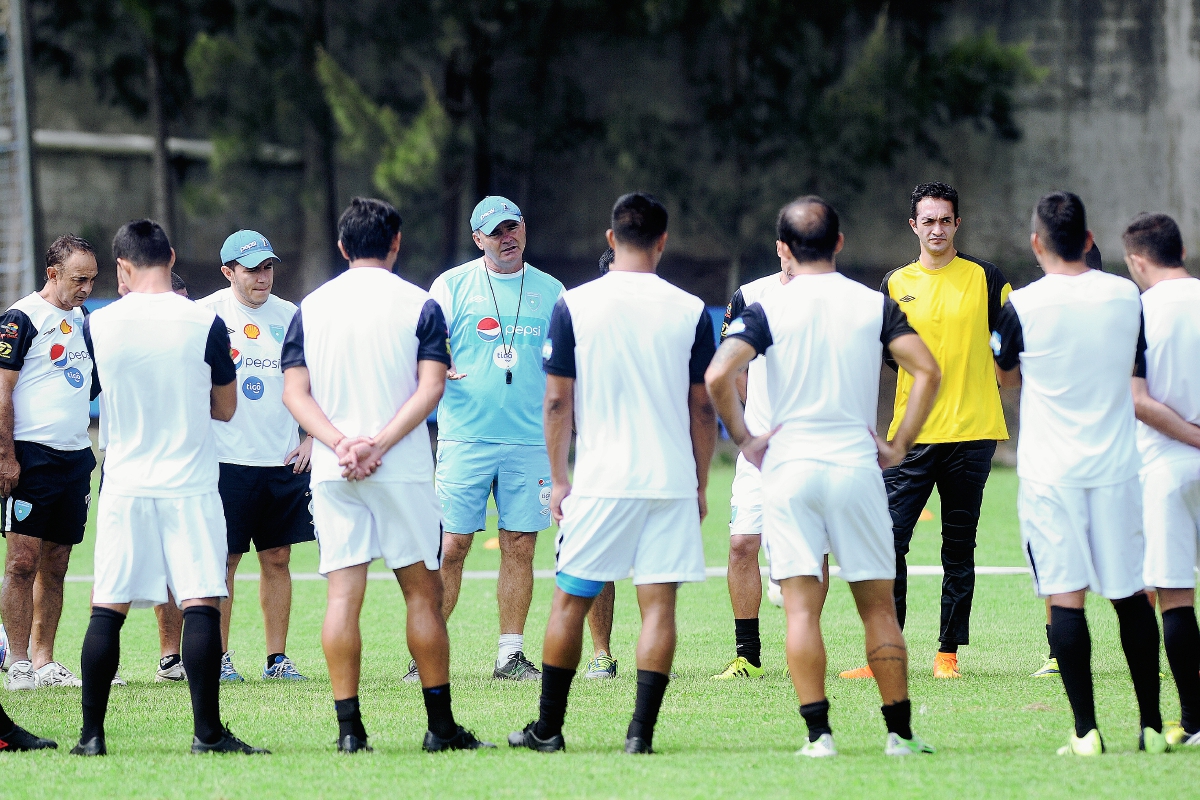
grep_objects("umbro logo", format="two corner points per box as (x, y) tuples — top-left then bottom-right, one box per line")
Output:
(226, 327), (235, 335)
(899, 295), (916, 302)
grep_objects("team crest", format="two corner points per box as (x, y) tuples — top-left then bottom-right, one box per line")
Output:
(525, 292), (541, 310)
(270, 324), (285, 343)
(13, 500), (32, 522)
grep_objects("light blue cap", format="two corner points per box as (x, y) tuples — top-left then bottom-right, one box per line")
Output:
(220, 230), (277, 268)
(470, 196), (522, 234)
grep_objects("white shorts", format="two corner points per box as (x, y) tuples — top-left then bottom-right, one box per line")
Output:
(1141, 458), (1200, 589)
(762, 459), (894, 583)
(1018, 477), (1144, 599)
(93, 491), (229, 609)
(555, 495), (706, 585)
(311, 480), (442, 575)
(729, 454), (763, 538)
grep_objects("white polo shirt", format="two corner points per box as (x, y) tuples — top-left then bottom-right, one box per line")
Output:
(1136, 276), (1200, 471)
(722, 273), (787, 437)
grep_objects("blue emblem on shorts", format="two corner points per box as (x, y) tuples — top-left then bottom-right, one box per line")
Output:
(242, 376), (264, 400)
(989, 330), (1001, 356)
(13, 500), (32, 521)
(63, 367), (84, 388)
(270, 324), (285, 343)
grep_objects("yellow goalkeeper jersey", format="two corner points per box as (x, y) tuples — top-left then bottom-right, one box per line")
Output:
(882, 253), (1011, 443)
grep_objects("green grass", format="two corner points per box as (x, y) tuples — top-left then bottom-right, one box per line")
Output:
(3, 463), (1198, 797)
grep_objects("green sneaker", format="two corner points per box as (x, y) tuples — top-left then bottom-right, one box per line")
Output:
(884, 731), (936, 756)
(584, 651), (617, 679)
(711, 656), (764, 680)
(796, 733), (837, 758)
(1057, 728), (1104, 756)
(1141, 727), (1170, 754)
(494, 651), (542, 681)
(1031, 656), (1060, 678)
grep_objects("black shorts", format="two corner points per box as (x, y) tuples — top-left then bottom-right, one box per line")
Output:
(3, 441), (96, 546)
(218, 463), (315, 555)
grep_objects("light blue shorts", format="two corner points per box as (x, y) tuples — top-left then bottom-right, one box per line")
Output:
(435, 441), (552, 534)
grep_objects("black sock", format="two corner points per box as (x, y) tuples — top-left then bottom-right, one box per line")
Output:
(881, 699), (912, 740)
(0, 699), (14, 734)
(422, 684), (457, 739)
(335, 696), (368, 741)
(734, 618), (761, 668)
(267, 653), (285, 669)
(799, 699), (831, 742)
(159, 653), (181, 670)
(938, 642), (958, 654)
(627, 670), (670, 747)
(535, 664), (576, 740)
(80, 607), (125, 742)
(1113, 594), (1163, 733)
(181, 606), (224, 745)
(1050, 605), (1096, 738)
(1163, 606), (1200, 734)
(1046, 624), (1056, 659)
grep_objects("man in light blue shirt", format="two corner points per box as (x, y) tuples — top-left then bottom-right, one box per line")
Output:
(418, 196), (564, 681)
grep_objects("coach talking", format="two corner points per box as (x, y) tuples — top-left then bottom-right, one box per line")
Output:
(0, 235), (99, 690)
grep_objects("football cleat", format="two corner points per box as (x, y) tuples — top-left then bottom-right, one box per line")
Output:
(933, 652), (961, 679)
(508, 721), (565, 753)
(838, 664), (874, 680)
(111, 669), (127, 687)
(584, 651), (618, 679)
(797, 733), (837, 758)
(494, 652), (541, 681)
(156, 655), (187, 683)
(69, 735), (106, 756)
(711, 656), (764, 680)
(402, 658), (421, 684)
(1164, 724), (1200, 747)
(337, 734), (373, 754)
(422, 725), (495, 752)
(1031, 657), (1060, 678)
(191, 726), (269, 754)
(0, 724), (58, 752)
(1140, 727), (1170, 754)
(1057, 728), (1104, 756)
(35, 661), (82, 688)
(885, 731), (936, 756)
(263, 655), (307, 681)
(219, 652), (244, 683)
(624, 736), (652, 754)
(5, 660), (36, 691)
(0, 623), (8, 670)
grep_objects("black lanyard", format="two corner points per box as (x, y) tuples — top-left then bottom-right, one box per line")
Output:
(484, 263), (524, 384)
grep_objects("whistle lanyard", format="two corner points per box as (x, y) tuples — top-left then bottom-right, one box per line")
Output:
(484, 263), (525, 384)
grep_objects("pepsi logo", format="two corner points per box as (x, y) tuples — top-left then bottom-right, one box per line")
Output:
(231, 348), (243, 369)
(50, 343), (68, 367)
(242, 376), (264, 400)
(476, 316), (501, 343)
(64, 367), (84, 388)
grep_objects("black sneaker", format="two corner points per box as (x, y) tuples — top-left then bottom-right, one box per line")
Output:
(507, 721), (565, 753)
(402, 658), (421, 684)
(337, 733), (373, 753)
(0, 725), (57, 752)
(191, 726), (270, 755)
(69, 735), (106, 756)
(493, 652), (542, 681)
(624, 736), (653, 754)
(422, 725), (496, 752)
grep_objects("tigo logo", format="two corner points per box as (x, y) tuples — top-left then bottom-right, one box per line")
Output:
(242, 376), (264, 400)
(59, 319), (72, 334)
(476, 317), (501, 343)
(50, 344), (68, 367)
(244, 324), (261, 340)
(231, 348), (243, 369)
(64, 367), (84, 388)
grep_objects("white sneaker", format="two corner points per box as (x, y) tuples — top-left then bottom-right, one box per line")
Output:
(885, 731), (936, 756)
(111, 669), (127, 687)
(796, 732), (837, 757)
(5, 660), (36, 690)
(34, 661), (82, 688)
(155, 655), (187, 683)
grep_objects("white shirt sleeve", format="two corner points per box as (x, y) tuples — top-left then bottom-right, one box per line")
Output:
(428, 275), (453, 321)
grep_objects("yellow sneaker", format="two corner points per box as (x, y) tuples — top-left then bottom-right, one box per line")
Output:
(838, 665), (874, 679)
(1141, 727), (1170, 754)
(1057, 728), (1104, 756)
(1165, 722), (1188, 747)
(1031, 656), (1059, 678)
(933, 652), (960, 679)
(711, 656), (765, 680)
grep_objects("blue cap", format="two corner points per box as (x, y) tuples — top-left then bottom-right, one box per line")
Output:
(220, 230), (277, 269)
(470, 196), (522, 235)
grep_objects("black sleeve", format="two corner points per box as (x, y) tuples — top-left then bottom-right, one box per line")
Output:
(543, 297), (577, 378)
(205, 315), (237, 386)
(992, 300), (1024, 371)
(280, 309), (306, 370)
(416, 298), (452, 365)
(726, 302), (773, 357)
(1134, 311), (1147, 379)
(0, 309), (36, 371)
(689, 309), (717, 384)
(983, 261), (1011, 334)
(881, 297), (917, 346)
(82, 314), (101, 400)
(720, 289), (746, 342)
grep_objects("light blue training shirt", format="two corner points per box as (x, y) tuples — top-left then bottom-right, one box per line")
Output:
(428, 257), (565, 446)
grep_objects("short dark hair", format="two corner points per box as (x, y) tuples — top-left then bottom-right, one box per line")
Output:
(1034, 191), (1089, 261)
(45, 234), (95, 274)
(910, 182), (959, 221)
(112, 219), (172, 267)
(777, 196), (840, 263)
(1122, 213), (1185, 268)
(611, 193), (668, 250)
(598, 247), (614, 276)
(337, 197), (402, 261)
(171, 271), (187, 292)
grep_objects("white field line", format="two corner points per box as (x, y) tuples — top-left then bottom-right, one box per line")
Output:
(64, 565), (1028, 583)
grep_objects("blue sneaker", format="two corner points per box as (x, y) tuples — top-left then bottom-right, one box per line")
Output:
(263, 655), (307, 680)
(220, 651), (245, 683)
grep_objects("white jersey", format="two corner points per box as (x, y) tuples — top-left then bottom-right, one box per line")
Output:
(726, 272), (914, 470)
(542, 271), (716, 499)
(992, 269), (1143, 488)
(722, 273), (787, 436)
(279, 267), (451, 485)
(197, 288), (300, 466)
(0, 292), (91, 451)
(84, 292), (236, 497)
(1137, 277), (1200, 471)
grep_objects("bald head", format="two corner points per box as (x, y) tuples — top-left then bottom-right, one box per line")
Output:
(777, 196), (840, 264)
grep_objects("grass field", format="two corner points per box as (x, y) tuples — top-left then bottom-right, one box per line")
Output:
(2, 460), (1199, 798)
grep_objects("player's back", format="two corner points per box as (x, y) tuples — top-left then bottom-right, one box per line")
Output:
(554, 271), (710, 498)
(1138, 276), (1200, 467)
(293, 268), (439, 483)
(1007, 269), (1142, 487)
(86, 292), (227, 496)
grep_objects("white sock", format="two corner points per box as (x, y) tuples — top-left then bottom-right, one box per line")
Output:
(497, 634), (524, 668)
